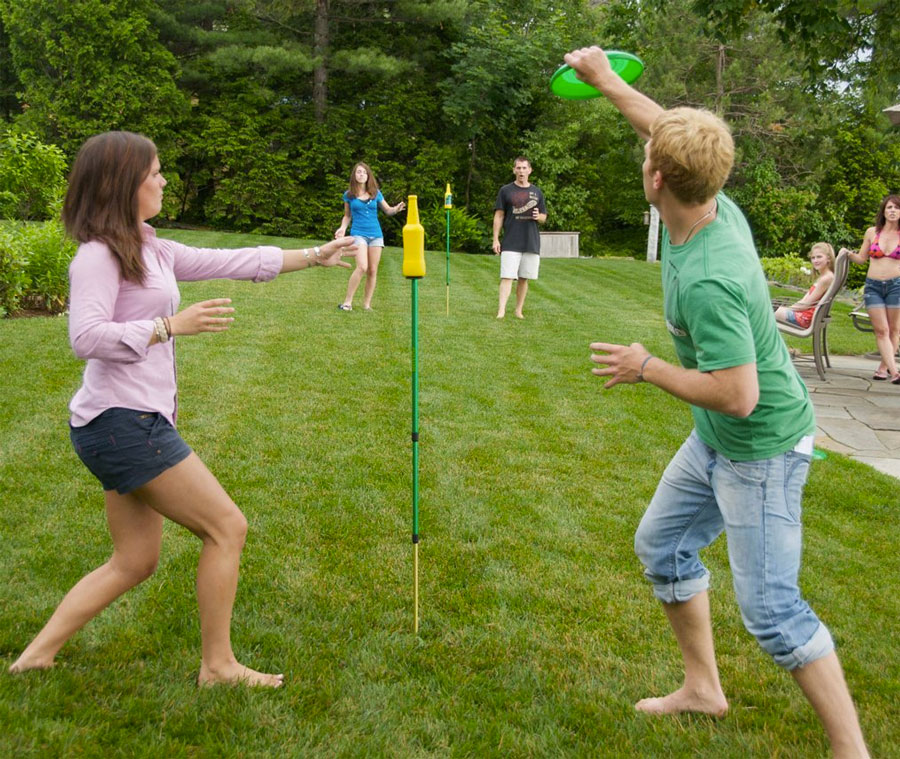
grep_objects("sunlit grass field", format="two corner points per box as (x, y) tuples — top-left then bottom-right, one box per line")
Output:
(1, 231), (897, 757)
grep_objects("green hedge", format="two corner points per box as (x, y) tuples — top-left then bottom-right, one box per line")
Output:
(0, 220), (75, 316)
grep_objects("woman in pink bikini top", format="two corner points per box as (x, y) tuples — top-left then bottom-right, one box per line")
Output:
(868, 230), (900, 259)
(840, 193), (900, 382)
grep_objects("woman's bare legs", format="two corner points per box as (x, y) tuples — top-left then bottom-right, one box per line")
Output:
(868, 307), (899, 377)
(10, 490), (163, 672)
(342, 244), (368, 308)
(11, 453), (281, 687)
(361, 246), (383, 310)
(135, 453), (282, 687)
(889, 308), (900, 374)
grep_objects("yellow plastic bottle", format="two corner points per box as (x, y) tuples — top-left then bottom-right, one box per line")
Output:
(402, 195), (426, 278)
(443, 183), (453, 209)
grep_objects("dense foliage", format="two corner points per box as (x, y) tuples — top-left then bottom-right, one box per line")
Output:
(0, 220), (75, 316)
(0, 0), (897, 261)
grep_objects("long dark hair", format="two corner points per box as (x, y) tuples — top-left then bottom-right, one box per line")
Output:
(347, 162), (379, 199)
(875, 194), (900, 232)
(62, 131), (157, 284)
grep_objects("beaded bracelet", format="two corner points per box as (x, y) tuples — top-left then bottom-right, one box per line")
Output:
(303, 247), (321, 267)
(153, 317), (169, 343)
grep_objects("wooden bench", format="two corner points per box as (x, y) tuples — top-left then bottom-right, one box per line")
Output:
(774, 248), (849, 380)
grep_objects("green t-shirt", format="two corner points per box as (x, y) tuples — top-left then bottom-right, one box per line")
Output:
(661, 192), (815, 461)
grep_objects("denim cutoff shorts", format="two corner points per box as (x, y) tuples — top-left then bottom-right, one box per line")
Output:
(633, 429), (834, 670)
(352, 234), (384, 249)
(70, 408), (192, 494)
(864, 276), (900, 309)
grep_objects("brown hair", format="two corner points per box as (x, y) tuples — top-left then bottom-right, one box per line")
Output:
(347, 162), (379, 198)
(875, 194), (900, 232)
(649, 108), (734, 205)
(62, 131), (157, 284)
(513, 156), (531, 168)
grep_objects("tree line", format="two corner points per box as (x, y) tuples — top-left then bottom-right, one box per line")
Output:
(0, 0), (898, 258)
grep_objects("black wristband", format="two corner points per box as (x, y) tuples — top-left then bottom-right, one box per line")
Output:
(638, 355), (653, 382)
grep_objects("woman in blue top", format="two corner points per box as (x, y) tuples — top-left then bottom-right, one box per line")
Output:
(334, 162), (405, 310)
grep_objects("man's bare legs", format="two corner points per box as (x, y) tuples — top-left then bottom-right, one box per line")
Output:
(514, 279), (528, 319)
(497, 278), (529, 319)
(792, 652), (870, 758)
(497, 277), (514, 318)
(9, 491), (163, 672)
(637, 596), (869, 757)
(635, 591), (729, 716)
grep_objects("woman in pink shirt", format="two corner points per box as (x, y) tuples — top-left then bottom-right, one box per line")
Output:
(9, 131), (354, 687)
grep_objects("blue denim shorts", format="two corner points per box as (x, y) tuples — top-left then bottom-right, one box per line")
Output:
(633, 430), (834, 670)
(864, 276), (900, 309)
(352, 235), (384, 249)
(70, 408), (192, 494)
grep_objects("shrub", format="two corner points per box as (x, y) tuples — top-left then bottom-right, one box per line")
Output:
(0, 224), (29, 317)
(20, 220), (76, 313)
(421, 204), (492, 254)
(0, 220), (76, 316)
(0, 132), (67, 221)
(760, 255), (813, 288)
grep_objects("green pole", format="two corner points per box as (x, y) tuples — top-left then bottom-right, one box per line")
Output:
(411, 277), (420, 633)
(402, 194), (425, 635)
(444, 183), (452, 316)
(445, 209), (450, 315)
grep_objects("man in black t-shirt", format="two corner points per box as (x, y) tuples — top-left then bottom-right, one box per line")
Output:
(493, 157), (547, 319)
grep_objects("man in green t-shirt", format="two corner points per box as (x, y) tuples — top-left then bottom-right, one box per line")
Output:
(565, 46), (869, 757)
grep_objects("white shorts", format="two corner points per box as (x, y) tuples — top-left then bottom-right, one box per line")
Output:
(500, 251), (540, 280)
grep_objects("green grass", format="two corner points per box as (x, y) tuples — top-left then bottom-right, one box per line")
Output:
(0, 231), (897, 757)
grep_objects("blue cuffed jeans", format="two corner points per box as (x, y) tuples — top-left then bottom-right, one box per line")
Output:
(634, 429), (834, 670)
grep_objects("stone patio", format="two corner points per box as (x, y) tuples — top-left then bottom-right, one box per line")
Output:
(793, 353), (900, 480)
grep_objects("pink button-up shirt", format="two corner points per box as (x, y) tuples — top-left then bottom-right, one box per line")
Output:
(68, 225), (282, 427)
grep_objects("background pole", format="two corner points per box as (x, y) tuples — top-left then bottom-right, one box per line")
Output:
(444, 183), (452, 315)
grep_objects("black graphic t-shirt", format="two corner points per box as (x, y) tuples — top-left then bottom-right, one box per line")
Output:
(494, 182), (546, 255)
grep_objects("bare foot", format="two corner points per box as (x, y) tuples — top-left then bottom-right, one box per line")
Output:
(198, 661), (284, 688)
(9, 654), (55, 673)
(514, 312), (524, 319)
(635, 686), (728, 717)
(496, 312), (505, 319)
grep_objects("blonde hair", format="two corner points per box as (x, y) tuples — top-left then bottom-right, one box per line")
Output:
(809, 242), (835, 273)
(648, 108), (734, 205)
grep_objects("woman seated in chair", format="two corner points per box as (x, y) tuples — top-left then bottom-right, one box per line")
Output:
(774, 242), (835, 328)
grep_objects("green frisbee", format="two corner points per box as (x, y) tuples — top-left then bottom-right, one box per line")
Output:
(550, 50), (644, 100)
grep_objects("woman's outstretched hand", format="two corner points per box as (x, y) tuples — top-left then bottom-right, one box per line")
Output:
(168, 299), (235, 336)
(318, 237), (356, 268)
